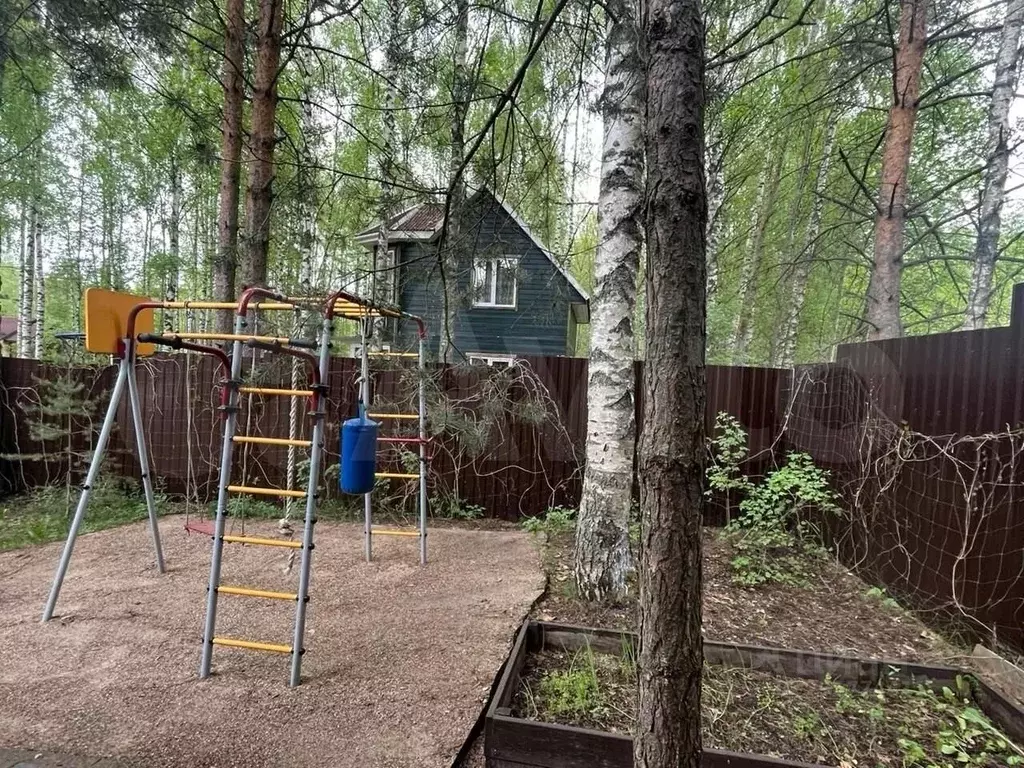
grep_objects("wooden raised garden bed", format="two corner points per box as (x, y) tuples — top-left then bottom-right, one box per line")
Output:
(484, 621), (1024, 768)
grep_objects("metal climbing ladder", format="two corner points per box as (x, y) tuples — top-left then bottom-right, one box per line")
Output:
(197, 288), (332, 687)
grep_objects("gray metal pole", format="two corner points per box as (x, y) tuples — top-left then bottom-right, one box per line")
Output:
(199, 314), (246, 679)
(418, 334), (427, 566)
(361, 319), (373, 563)
(42, 358), (130, 621)
(126, 349), (166, 574)
(289, 314), (331, 686)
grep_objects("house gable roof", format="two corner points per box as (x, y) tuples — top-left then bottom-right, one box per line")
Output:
(353, 188), (590, 302)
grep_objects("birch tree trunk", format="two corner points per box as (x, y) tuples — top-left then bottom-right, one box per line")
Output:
(572, 0), (643, 602)
(165, 156), (181, 332)
(240, 0), (284, 289)
(636, 0), (705, 762)
(213, 0), (244, 330)
(963, 0), (1024, 330)
(17, 203), (29, 355)
(33, 210), (44, 359)
(439, 0), (469, 364)
(705, 115), (724, 298)
(732, 142), (784, 364)
(24, 205), (38, 357)
(778, 118), (837, 365)
(865, 0), (927, 340)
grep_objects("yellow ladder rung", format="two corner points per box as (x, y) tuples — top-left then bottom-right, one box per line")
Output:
(217, 585), (299, 601)
(371, 528), (421, 537)
(227, 484), (307, 498)
(233, 436), (313, 448)
(222, 534), (302, 549)
(239, 387), (315, 397)
(368, 352), (418, 358)
(368, 413), (419, 420)
(212, 637), (293, 654)
(377, 472), (420, 480)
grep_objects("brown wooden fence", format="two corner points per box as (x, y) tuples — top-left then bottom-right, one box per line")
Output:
(0, 354), (783, 520)
(2, 302), (1022, 652)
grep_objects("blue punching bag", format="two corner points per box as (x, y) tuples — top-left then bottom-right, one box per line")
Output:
(340, 406), (378, 494)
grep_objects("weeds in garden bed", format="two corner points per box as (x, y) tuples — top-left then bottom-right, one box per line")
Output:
(512, 646), (1023, 767)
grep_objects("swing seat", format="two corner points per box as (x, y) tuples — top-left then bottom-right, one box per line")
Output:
(184, 520), (215, 536)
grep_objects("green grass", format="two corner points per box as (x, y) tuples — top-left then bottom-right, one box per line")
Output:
(0, 479), (156, 551)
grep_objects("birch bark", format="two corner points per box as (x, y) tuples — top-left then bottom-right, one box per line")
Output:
(572, 0), (643, 601)
(963, 0), (1024, 330)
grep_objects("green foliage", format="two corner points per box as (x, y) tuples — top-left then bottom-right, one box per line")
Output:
(430, 492), (485, 520)
(716, 422), (841, 586)
(707, 412), (754, 520)
(0, 476), (154, 551)
(521, 506), (576, 536)
(536, 646), (605, 720)
(864, 585), (902, 611)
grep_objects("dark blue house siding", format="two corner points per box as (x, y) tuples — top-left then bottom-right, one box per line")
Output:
(391, 191), (585, 358)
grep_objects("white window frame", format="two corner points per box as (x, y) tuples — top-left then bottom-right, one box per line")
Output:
(472, 255), (519, 309)
(468, 353), (516, 368)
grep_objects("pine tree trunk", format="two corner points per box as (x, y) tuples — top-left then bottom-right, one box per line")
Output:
(213, 0), (244, 329)
(963, 0), (1024, 330)
(240, 0), (284, 289)
(778, 118), (837, 365)
(866, 0), (927, 340)
(17, 203), (29, 355)
(732, 142), (784, 364)
(572, 0), (642, 603)
(33, 210), (44, 359)
(636, 0), (705, 763)
(439, 0), (469, 364)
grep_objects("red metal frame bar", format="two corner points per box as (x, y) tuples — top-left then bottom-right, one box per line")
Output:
(244, 339), (324, 410)
(137, 333), (233, 408)
(237, 286), (292, 316)
(324, 288), (427, 339)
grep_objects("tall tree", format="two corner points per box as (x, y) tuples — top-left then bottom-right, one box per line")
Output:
(32, 210), (44, 358)
(213, 0), (244, 324)
(370, 0), (403, 334)
(573, 0), (643, 602)
(240, 0), (285, 288)
(732, 140), (784, 363)
(17, 205), (30, 355)
(636, 0), (705, 766)
(865, 0), (927, 340)
(438, 0), (469, 363)
(777, 117), (837, 365)
(963, 0), (1024, 330)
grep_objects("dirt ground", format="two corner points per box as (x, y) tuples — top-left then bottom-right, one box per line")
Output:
(536, 530), (966, 664)
(0, 516), (544, 768)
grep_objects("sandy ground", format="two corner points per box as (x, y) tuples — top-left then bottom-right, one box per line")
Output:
(0, 516), (544, 768)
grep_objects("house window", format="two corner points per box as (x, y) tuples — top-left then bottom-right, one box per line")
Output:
(469, 354), (515, 370)
(473, 256), (519, 308)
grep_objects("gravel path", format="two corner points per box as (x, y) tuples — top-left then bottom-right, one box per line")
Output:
(0, 517), (544, 768)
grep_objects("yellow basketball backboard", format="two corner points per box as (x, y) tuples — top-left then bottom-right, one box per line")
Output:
(84, 288), (156, 357)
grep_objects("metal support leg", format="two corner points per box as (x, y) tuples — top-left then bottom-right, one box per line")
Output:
(418, 335), (427, 566)
(289, 316), (331, 686)
(361, 320), (373, 563)
(199, 316), (246, 679)
(126, 352), (165, 574)
(42, 358), (130, 621)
